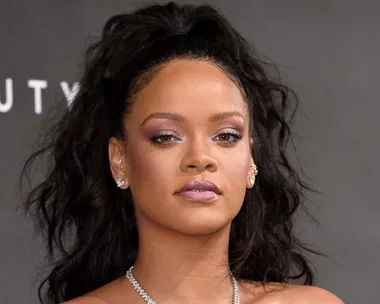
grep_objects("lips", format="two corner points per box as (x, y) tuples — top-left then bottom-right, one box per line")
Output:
(175, 180), (222, 202)
(176, 180), (222, 194)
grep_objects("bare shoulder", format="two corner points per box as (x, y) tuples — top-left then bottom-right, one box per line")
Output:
(60, 277), (130, 304)
(277, 285), (344, 304)
(241, 281), (344, 304)
(61, 295), (107, 304)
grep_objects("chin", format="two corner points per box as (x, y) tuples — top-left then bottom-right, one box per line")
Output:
(173, 213), (233, 236)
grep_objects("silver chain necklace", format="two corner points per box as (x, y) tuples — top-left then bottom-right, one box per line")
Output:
(125, 266), (240, 304)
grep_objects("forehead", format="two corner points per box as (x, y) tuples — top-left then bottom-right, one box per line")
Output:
(130, 59), (248, 119)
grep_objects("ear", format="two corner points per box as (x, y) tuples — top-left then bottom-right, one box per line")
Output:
(249, 137), (254, 147)
(108, 137), (129, 189)
(247, 137), (256, 175)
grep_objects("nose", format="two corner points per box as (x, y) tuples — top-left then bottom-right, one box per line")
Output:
(180, 137), (218, 173)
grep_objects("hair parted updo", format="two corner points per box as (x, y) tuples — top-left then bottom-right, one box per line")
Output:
(21, 2), (319, 303)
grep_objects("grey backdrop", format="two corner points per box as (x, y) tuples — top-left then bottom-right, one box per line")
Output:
(1, 1), (379, 303)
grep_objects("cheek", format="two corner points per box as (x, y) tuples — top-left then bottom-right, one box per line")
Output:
(225, 148), (249, 178)
(223, 154), (250, 199)
(229, 165), (248, 186)
(127, 139), (175, 190)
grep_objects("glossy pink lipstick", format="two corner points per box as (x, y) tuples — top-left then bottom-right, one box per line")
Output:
(175, 180), (222, 202)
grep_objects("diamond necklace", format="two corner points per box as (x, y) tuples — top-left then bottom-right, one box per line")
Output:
(125, 266), (240, 304)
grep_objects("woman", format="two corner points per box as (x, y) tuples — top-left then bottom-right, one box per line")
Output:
(22, 2), (343, 303)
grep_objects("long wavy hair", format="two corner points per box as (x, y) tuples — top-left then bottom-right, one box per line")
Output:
(21, 2), (319, 303)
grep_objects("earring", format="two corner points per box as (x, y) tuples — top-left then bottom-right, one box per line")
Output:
(116, 178), (125, 188)
(249, 175), (256, 187)
(248, 163), (258, 188)
(250, 163), (258, 176)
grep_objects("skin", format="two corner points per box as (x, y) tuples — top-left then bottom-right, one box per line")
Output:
(65, 59), (343, 304)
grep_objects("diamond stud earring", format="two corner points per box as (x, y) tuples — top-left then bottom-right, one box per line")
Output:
(116, 178), (125, 188)
(249, 175), (256, 187)
(249, 163), (258, 187)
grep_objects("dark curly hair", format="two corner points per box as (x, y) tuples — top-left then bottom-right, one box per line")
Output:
(21, 2), (319, 303)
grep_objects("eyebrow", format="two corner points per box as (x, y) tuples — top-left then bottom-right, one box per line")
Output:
(140, 111), (245, 127)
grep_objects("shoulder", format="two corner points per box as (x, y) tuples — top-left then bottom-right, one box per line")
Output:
(278, 285), (343, 304)
(61, 295), (108, 304)
(60, 278), (122, 304)
(60, 277), (136, 304)
(243, 282), (344, 304)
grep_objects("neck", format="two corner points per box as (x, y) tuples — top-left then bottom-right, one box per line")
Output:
(131, 218), (235, 304)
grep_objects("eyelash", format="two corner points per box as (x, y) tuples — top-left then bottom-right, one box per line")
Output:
(149, 131), (243, 146)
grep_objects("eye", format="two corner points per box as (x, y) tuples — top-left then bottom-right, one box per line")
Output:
(214, 131), (243, 145)
(149, 133), (179, 146)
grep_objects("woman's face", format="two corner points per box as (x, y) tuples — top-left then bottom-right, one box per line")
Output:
(110, 59), (255, 235)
